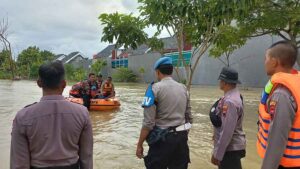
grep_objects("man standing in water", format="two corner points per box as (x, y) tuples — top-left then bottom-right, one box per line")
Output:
(136, 57), (192, 169)
(10, 61), (93, 169)
(211, 67), (246, 169)
(257, 41), (300, 169)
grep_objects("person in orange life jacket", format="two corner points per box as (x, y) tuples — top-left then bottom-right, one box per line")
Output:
(82, 73), (99, 110)
(257, 41), (300, 169)
(101, 76), (115, 99)
(69, 82), (82, 98)
(211, 67), (246, 169)
(96, 74), (103, 94)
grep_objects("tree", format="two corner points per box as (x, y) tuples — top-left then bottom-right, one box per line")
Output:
(232, 0), (300, 64)
(73, 67), (86, 81)
(17, 46), (41, 78)
(99, 13), (148, 49)
(40, 50), (55, 63)
(0, 17), (15, 79)
(65, 64), (76, 81)
(99, 13), (164, 53)
(17, 46), (55, 79)
(99, 0), (256, 91)
(209, 25), (248, 67)
(91, 59), (107, 75)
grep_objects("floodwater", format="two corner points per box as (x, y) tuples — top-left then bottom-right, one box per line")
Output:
(0, 80), (262, 169)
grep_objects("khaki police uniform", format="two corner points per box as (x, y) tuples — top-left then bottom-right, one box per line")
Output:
(143, 77), (192, 169)
(213, 88), (246, 169)
(212, 67), (246, 169)
(10, 95), (93, 169)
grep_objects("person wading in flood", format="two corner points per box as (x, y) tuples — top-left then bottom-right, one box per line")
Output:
(136, 57), (193, 169)
(10, 61), (93, 169)
(257, 41), (300, 169)
(210, 67), (246, 169)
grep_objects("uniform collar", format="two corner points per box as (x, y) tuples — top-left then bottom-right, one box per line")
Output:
(224, 88), (238, 97)
(161, 77), (173, 81)
(40, 95), (65, 101)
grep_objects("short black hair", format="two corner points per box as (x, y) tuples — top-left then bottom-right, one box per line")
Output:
(268, 41), (298, 68)
(89, 73), (95, 77)
(38, 61), (65, 89)
(97, 74), (103, 78)
(108, 76), (112, 80)
(157, 64), (173, 75)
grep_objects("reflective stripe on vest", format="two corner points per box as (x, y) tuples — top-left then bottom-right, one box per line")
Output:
(257, 71), (300, 167)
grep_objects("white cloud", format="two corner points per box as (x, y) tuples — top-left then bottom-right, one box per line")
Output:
(0, 0), (140, 58)
(0, 0), (171, 59)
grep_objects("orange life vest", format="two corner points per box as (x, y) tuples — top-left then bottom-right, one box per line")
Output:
(103, 82), (113, 94)
(257, 71), (300, 167)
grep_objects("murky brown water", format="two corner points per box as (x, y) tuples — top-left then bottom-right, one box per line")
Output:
(0, 80), (262, 169)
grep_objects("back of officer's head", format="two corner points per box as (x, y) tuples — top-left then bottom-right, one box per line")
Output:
(156, 64), (173, 75)
(268, 41), (298, 68)
(38, 61), (66, 90)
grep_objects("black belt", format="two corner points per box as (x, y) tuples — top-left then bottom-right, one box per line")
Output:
(31, 161), (79, 169)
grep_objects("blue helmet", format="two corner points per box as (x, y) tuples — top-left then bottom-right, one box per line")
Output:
(153, 57), (173, 70)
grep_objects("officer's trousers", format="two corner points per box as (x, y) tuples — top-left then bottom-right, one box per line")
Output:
(219, 150), (246, 169)
(144, 131), (190, 169)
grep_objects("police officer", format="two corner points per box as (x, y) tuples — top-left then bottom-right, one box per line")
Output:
(257, 41), (300, 169)
(136, 57), (192, 169)
(211, 67), (246, 169)
(10, 61), (93, 169)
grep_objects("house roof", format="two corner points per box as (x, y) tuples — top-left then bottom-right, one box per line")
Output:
(55, 54), (67, 61)
(55, 52), (86, 64)
(94, 44), (116, 59)
(125, 36), (178, 55)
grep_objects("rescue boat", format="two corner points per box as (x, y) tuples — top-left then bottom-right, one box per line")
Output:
(67, 97), (121, 111)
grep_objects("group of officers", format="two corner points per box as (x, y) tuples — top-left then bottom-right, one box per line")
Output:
(69, 73), (115, 110)
(10, 40), (300, 169)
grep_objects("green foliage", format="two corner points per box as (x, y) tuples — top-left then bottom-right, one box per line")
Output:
(138, 67), (145, 74)
(209, 25), (247, 60)
(0, 49), (15, 79)
(99, 12), (164, 52)
(91, 59), (107, 75)
(65, 64), (87, 81)
(112, 67), (137, 82)
(16, 46), (55, 79)
(235, 0), (300, 47)
(210, 0), (300, 65)
(73, 67), (86, 81)
(99, 13), (147, 49)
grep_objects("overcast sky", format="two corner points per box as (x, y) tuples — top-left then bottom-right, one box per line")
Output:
(0, 0), (168, 58)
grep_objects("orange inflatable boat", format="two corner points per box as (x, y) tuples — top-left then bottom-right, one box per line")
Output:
(67, 97), (121, 111)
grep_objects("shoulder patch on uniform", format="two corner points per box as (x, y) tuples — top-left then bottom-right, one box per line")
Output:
(222, 105), (228, 114)
(269, 100), (277, 118)
(24, 102), (37, 108)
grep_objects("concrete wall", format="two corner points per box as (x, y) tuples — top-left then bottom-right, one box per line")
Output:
(101, 35), (299, 87)
(128, 52), (161, 83)
(190, 35), (277, 87)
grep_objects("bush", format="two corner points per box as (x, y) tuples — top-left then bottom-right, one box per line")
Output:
(0, 71), (11, 79)
(112, 67), (137, 82)
(65, 64), (87, 81)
